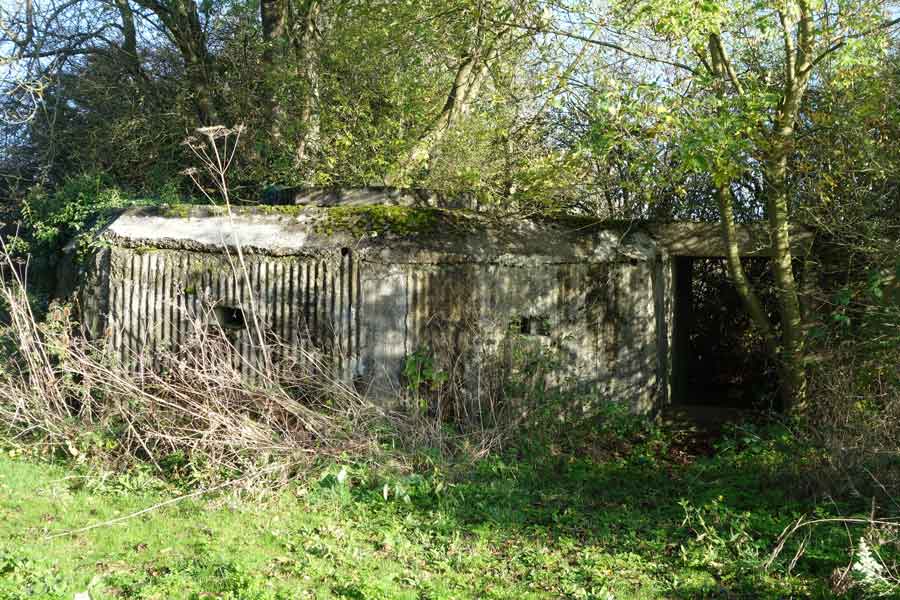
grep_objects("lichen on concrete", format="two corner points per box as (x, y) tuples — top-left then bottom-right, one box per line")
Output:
(312, 205), (470, 238)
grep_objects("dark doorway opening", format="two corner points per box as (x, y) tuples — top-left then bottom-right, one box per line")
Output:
(671, 257), (779, 410)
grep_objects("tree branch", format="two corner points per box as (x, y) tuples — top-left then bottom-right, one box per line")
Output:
(493, 20), (700, 75)
(796, 0), (814, 80)
(711, 33), (744, 95)
(777, 9), (796, 86)
(809, 16), (900, 72)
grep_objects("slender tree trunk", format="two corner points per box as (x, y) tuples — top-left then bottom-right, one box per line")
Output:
(761, 0), (812, 412)
(136, 0), (215, 124)
(387, 29), (508, 185)
(707, 35), (779, 362)
(395, 53), (481, 176)
(260, 0), (287, 142)
(764, 0), (813, 412)
(716, 183), (778, 356)
(293, 0), (321, 167)
(260, 0), (287, 65)
(706, 23), (811, 411)
(259, 0), (320, 166)
(181, 43), (215, 125)
(114, 0), (141, 78)
(766, 123), (808, 412)
(171, 2), (214, 124)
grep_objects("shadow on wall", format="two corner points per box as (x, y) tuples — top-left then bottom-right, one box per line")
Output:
(396, 260), (667, 425)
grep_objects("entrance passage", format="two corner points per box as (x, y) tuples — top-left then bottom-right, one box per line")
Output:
(671, 257), (778, 410)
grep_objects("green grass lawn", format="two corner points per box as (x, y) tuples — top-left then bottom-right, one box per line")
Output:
(0, 424), (880, 599)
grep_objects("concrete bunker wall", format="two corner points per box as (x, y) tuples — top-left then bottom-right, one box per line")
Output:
(82, 243), (674, 415)
(362, 257), (671, 414)
(84, 246), (362, 380)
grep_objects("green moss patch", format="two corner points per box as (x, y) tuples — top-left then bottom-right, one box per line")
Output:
(157, 204), (196, 219)
(530, 212), (647, 233)
(313, 205), (473, 238)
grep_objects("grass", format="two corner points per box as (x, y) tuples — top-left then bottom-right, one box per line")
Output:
(0, 422), (888, 599)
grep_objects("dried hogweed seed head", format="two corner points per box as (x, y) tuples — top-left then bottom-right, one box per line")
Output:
(196, 125), (229, 140)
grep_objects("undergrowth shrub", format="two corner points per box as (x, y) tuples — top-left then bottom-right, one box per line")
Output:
(0, 251), (611, 485)
(0, 254), (384, 485)
(16, 173), (171, 261)
(395, 315), (654, 461)
(5, 174), (174, 311)
(801, 226), (900, 499)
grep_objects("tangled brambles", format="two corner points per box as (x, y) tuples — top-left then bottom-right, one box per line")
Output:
(0, 258), (385, 485)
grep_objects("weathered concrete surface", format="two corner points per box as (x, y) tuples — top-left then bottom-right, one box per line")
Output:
(86, 247), (362, 379)
(106, 211), (321, 255)
(645, 222), (814, 257)
(102, 206), (649, 263)
(105, 206), (813, 259)
(82, 205), (747, 414)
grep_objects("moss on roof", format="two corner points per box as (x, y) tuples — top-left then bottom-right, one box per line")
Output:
(313, 205), (481, 237)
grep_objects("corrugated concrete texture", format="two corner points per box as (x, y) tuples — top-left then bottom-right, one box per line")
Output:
(78, 203), (692, 413)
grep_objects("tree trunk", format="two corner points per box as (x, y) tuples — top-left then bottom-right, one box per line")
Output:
(293, 0), (321, 167)
(716, 183), (778, 356)
(179, 42), (215, 125)
(764, 0), (812, 412)
(114, 0), (141, 78)
(260, 0), (287, 66)
(387, 29), (508, 185)
(707, 22), (810, 412)
(260, 0), (287, 142)
(395, 52), (481, 176)
(761, 0), (813, 413)
(136, 0), (215, 124)
(171, 2), (214, 124)
(259, 0), (320, 166)
(766, 127), (808, 412)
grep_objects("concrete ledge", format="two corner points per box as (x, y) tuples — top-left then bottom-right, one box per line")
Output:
(646, 222), (815, 257)
(101, 206), (815, 261)
(100, 206), (656, 264)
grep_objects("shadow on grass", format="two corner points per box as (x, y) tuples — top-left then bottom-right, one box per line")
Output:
(335, 427), (856, 599)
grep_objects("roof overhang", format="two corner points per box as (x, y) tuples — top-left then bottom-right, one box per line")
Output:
(646, 222), (815, 258)
(98, 206), (814, 262)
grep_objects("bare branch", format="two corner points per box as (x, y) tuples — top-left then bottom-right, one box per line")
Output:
(809, 16), (900, 72)
(711, 33), (744, 96)
(494, 19), (701, 75)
